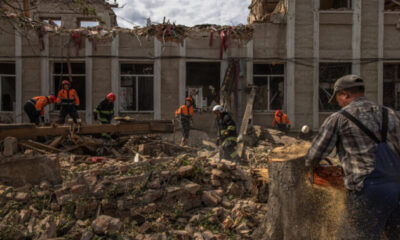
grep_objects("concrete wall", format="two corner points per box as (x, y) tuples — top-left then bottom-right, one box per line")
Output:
(294, 0), (314, 129)
(29, 0), (117, 28)
(1, 1), (400, 130)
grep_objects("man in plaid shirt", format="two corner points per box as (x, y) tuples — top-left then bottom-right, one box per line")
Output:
(306, 74), (400, 239)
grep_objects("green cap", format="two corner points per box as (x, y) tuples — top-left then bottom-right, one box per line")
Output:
(329, 74), (364, 104)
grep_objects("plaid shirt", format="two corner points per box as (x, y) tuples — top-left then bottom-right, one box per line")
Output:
(306, 97), (400, 191)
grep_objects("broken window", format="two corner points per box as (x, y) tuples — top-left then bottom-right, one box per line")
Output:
(0, 63), (16, 111)
(253, 64), (285, 111)
(120, 63), (154, 112)
(383, 64), (400, 110)
(42, 18), (61, 26)
(186, 62), (221, 109)
(319, 63), (352, 111)
(320, 0), (352, 10)
(385, 0), (400, 11)
(79, 20), (99, 28)
(53, 62), (86, 110)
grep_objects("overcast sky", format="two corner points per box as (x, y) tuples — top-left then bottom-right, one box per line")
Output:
(110, 0), (251, 28)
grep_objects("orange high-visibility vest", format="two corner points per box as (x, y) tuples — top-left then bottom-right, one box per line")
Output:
(56, 89), (80, 106)
(272, 113), (291, 127)
(175, 105), (194, 117)
(30, 96), (49, 116)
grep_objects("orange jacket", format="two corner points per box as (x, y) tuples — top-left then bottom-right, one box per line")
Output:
(56, 89), (80, 106)
(175, 105), (194, 118)
(30, 96), (49, 116)
(272, 113), (291, 127)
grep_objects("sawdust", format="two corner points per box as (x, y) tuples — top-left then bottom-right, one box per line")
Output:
(269, 141), (311, 161)
(306, 180), (347, 239)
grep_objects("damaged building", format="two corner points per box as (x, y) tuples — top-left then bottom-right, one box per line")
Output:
(0, 0), (400, 131)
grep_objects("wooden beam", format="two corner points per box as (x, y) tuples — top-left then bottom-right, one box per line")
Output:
(237, 87), (256, 158)
(21, 140), (62, 153)
(0, 121), (174, 139)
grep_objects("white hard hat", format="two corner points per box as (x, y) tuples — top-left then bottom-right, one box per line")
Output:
(301, 125), (310, 134)
(212, 105), (224, 112)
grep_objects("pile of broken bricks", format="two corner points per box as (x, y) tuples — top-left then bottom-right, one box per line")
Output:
(0, 126), (303, 239)
(0, 152), (267, 239)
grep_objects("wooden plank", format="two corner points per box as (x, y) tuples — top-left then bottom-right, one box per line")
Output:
(237, 88), (256, 158)
(239, 87), (256, 136)
(25, 140), (62, 153)
(49, 136), (64, 148)
(0, 121), (174, 140)
(19, 143), (48, 154)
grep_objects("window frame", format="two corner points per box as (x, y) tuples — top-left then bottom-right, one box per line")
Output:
(384, 0), (400, 12)
(319, 0), (353, 11)
(318, 62), (352, 113)
(41, 18), (62, 27)
(78, 19), (100, 28)
(119, 62), (155, 113)
(383, 63), (400, 110)
(252, 63), (285, 113)
(0, 62), (16, 113)
(50, 61), (86, 111)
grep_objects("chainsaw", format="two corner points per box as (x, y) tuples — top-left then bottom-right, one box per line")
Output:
(308, 158), (345, 189)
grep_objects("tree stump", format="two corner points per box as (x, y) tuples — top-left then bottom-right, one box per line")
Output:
(253, 141), (346, 240)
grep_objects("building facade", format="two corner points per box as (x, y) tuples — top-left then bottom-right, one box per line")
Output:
(0, 0), (399, 132)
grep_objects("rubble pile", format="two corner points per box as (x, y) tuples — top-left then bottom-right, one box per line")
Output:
(0, 127), (282, 239)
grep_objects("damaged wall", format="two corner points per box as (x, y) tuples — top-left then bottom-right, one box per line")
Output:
(1, 0), (400, 130)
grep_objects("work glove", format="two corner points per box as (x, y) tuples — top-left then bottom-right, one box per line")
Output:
(40, 116), (45, 123)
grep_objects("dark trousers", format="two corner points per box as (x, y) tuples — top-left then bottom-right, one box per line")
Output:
(338, 179), (400, 240)
(180, 117), (190, 139)
(57, 105), (79, 124)
(220, 140), (238, 162)
(24, 102), (39, 124)
(276, 123), (289, 133)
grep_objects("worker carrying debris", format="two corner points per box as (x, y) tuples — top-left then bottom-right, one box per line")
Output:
(175, 97), (194, 146)
(306, 75), (400, 240)
(213, 105), (238, 162)
(23, 95), (57, 124)
(56, 80), (80, 124)
(272, 109), (291, 133)
(94, 92), (115, 138)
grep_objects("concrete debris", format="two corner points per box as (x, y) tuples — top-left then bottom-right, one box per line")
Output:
(3, 136), (18, 157)
(0, 125), (307, 239)
(92, 215), (123, 236)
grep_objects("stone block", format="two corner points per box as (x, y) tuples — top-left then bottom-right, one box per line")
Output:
(3, 137), (18, 157)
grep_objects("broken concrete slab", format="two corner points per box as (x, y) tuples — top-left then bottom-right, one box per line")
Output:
(0, 155), (62, 187)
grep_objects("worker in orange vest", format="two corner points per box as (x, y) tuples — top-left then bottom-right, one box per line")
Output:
(56, 80), (80, 124)
(175, 97), (194, 146)
(272, 109), (291, 133)
(23, 95), (57, 124)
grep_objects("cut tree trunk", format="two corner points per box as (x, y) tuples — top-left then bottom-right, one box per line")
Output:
(252, 141), (346, 240)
